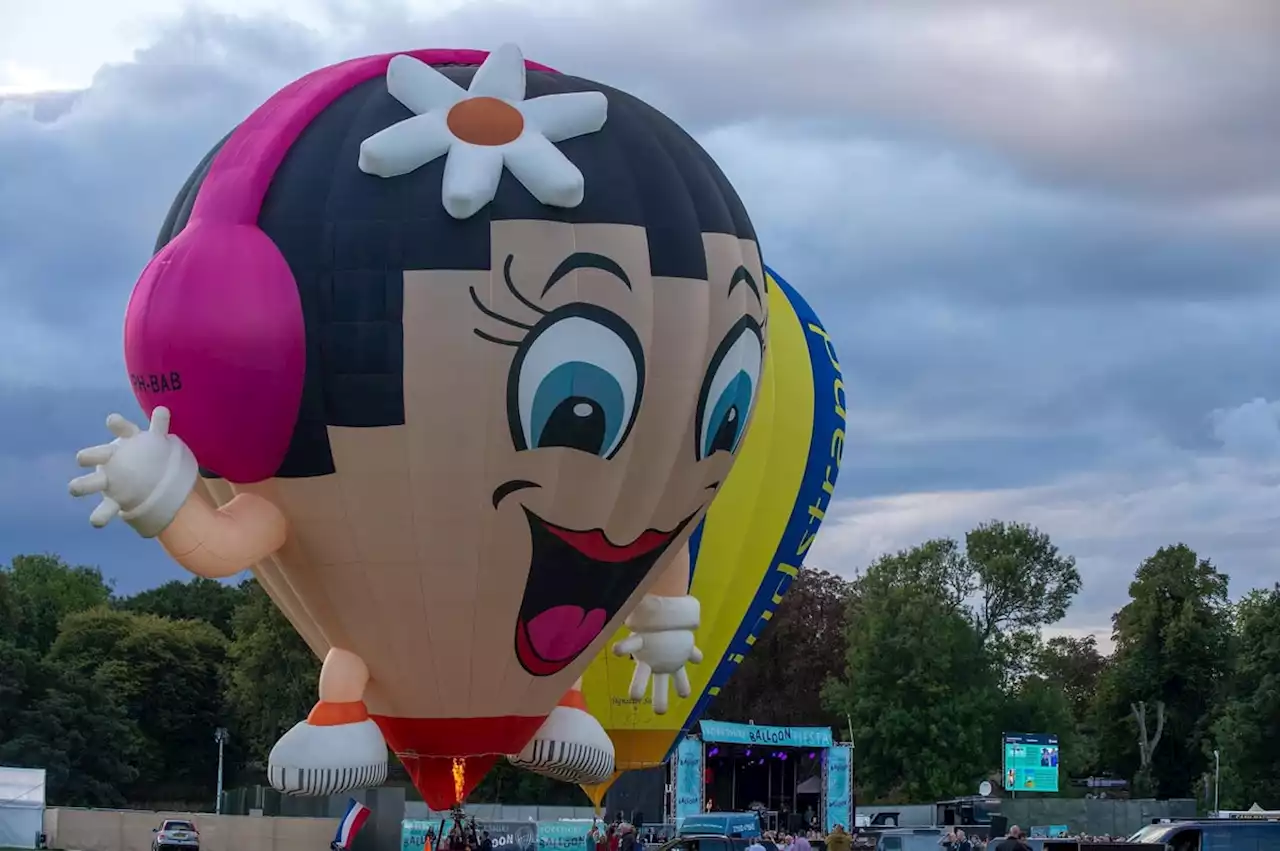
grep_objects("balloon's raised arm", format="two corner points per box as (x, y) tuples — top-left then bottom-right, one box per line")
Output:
(69, 407), (286, 578)
(158, 491), (287, 578)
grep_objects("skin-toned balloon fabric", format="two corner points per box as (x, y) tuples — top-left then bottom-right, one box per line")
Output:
(579, 267), (847, 772)
(91, 46), (767, 810)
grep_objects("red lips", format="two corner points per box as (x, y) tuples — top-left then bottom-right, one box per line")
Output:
(542, 523), (677, 563)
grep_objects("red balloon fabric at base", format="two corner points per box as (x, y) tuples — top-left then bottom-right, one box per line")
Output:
(373, 714), (544, 808)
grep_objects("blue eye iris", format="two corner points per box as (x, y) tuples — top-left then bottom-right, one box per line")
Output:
(696, 318), (764, 461)
(511, 305), (644, 459)
(701, 371), (754, 458)
(529, 362), (626, 455)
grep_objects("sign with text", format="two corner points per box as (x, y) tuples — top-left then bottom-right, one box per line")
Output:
(674, 735), (705, 824)
(401, 821), (539, 851)
(699, 720), (834, 748)
(824, 745), (853, 832)
(1003, 732), (1059, 793)
(536, 821), (593, 851)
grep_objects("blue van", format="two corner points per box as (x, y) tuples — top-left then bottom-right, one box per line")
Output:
(677, 813), (762, 839)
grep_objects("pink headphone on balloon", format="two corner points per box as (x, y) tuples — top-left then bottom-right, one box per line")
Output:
(123, 50), (557, 485)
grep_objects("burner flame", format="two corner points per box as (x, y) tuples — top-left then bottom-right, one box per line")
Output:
(452, 757), (466, 804)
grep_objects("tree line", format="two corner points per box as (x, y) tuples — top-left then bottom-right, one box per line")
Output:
(709, 521), (1280, 811)
(1, 520), (1277, 811)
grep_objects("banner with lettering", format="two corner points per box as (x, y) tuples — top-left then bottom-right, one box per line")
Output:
(824, 745), (853, 832)
(699, 720), (833, 748)
(402, 821), (540, 851)
(674, 735), (705, 824)
(536, 821), (593, 851)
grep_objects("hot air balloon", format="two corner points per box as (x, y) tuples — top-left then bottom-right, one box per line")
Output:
(510, 267), (846, 806)
(68, 44), (767, 809)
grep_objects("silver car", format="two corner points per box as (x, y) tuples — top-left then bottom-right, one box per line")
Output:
(153, 818), (200, 851)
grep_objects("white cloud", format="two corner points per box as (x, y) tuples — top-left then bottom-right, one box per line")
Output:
(1210, 397), (1280, 460)
(808, 412), (1280, 643)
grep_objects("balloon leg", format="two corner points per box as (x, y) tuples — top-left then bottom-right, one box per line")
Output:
(268, 646), (388, 795)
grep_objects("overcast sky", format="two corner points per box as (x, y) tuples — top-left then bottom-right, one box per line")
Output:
(3, 0), (1279, 646)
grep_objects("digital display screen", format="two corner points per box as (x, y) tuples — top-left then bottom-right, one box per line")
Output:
(1003, 732), (1059, 793)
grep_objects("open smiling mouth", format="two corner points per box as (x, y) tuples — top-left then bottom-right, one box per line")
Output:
(514, 507), (695, 677)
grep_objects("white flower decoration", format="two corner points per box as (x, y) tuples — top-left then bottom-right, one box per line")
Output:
(357, 43), (609, 220)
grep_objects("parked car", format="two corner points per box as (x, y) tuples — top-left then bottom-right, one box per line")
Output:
(153, 818), (200, 851)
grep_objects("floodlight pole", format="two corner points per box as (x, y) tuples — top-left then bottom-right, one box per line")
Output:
(1213, 749), (1220, 815)
(215, 728), (229, 814)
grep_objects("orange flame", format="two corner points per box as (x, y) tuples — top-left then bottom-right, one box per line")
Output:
(452, 757), (466, 804)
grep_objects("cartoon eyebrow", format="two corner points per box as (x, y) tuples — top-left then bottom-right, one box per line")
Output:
(728, 265), (761, 307)
(541, 252), (632, 297)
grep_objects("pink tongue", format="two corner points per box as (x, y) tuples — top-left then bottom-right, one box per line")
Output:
(526, 605), (608, 662)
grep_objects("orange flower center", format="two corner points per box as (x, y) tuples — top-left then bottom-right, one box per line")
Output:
(447, 97), (525, 146)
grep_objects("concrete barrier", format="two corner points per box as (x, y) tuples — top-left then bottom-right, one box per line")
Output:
(43, 806), (338, 851)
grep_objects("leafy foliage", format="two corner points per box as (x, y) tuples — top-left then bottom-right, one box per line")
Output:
(710, 569), (853, 728)
(3, 524), (1277, 809)
(1093, 544), (1231, 798)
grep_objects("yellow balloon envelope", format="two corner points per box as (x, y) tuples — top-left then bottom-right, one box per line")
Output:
(580, 266), (847, 789)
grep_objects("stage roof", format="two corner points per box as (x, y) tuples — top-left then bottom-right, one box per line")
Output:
(698, 720), (834, 748)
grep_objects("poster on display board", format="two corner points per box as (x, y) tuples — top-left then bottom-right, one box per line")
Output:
(1003, 732), (1059, 793)
(823, 745), (853, 831)
(674, 735), (705, 825)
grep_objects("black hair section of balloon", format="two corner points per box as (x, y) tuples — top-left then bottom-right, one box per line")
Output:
(155, 63), (757, 479)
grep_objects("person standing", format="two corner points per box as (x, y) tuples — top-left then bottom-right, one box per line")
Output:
(619, 824), (638, 851)
(991, 826), (1028, 851)
(825, 825), (852, 851)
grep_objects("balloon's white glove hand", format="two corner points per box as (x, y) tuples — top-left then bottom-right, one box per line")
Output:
(611, 594), (701, 715)
(68, 407), (198, 538)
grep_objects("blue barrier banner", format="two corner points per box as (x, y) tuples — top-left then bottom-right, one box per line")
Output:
(699, 720), (833, 748)
(824, 746), (852, 832)
(402, 819), (433, 851)
(402, 820), (539, 851)
(537, 821), (593, 851)
(674, 736), (705, 823)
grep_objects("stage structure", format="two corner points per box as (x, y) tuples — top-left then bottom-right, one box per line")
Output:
(668, 721), (853, 833)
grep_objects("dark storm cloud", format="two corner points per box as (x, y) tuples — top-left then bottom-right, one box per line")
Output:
(2, 2), (1278, 619)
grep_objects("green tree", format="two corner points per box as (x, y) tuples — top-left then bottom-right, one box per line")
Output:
(1039, 636), (1106, 722)
(0, 639), (145, 806)
(824, 560), (1000, 802)
(120, 577), (245, 637)
(0, 570), (21, 643)
(1036, 635), (1107, 778)
(1095, 544), (1231, 798)
(709, 569), (852, 728)
(1211, 586), (1280, 809)
(49, 608), (229, 800)
(3, 554), (113, 652)
(966, 521), (1082, 679)
(224, 580), (319, 764)
(850, 524), (1081, 682)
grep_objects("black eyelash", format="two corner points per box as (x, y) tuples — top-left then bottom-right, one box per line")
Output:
(473, 328), (520, 347)
(469, 286), (532, 330)
(504, 254), (548, 316)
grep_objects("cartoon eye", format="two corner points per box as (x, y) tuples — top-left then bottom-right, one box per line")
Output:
(509, 304), (645, 459)
(695, 316), (764, 460)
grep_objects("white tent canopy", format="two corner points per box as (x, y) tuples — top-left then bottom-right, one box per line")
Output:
(0, 766), (46, 850)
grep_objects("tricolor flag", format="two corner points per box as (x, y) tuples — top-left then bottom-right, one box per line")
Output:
(331, 798), (372, 850)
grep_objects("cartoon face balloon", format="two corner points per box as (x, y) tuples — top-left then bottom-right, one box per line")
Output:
(95, 46), (765, 807)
